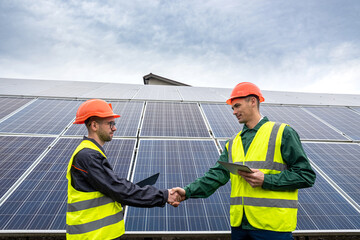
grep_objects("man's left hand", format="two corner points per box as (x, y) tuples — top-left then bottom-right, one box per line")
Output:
(237, 169), (264, 188)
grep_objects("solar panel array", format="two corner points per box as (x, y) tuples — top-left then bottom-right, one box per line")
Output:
(303, 106), (360, 141)
(126, 140), (231, 232)
(0, 136), (55, 197)
(302, 143), (360, 205)
(132, 85), (182, 101)
(1, 91), (360, 236)
(0, 138), (136, 230)
(140, 102), (210, 138)
(297, 171), (360, 230)
(260, 106), (348, 141)
(82, 83), (141, 100)
(351, 107), (360, 114)
(0, 97), (34, 120)
(65, 101), (144, 137)
(0, 99), (81, 135)
(201, 104), (242, 138)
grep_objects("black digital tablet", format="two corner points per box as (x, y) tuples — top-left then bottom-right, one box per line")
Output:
(136, 173), (160, 187)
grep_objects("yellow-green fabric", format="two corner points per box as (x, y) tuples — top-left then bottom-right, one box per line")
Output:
(228, 121), (298, 231)
(66, 140), (125, 240)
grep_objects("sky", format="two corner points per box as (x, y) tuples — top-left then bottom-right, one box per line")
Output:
(0, 0), (360, 94)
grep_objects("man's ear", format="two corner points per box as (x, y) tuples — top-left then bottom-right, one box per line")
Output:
(250, 96), (257, 106)
(89, 120), (98, 131)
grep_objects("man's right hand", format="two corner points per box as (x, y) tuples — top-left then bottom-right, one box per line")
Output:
(171, 187), (186, 202)
(167, 189), (182, 207)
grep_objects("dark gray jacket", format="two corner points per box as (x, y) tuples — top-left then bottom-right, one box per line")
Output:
(70, 137), (168, 207)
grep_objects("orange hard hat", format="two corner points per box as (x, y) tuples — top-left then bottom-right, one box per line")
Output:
(226, 82), (265, 105)
(73, 99), (120, 124)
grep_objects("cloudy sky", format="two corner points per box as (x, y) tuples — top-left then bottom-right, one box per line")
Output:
(1, 0), (359, 94)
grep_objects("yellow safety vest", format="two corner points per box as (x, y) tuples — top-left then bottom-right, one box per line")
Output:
(66, 140), (125, 240)
(227, 121), (298, 232)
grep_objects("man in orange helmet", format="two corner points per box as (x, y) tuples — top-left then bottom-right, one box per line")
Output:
(66, 99), (181, 240)
(172, 82), (316, 240)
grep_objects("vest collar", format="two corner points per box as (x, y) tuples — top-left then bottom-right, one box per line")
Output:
(83, 136), (106, 156)
(241, 116), (269, 136)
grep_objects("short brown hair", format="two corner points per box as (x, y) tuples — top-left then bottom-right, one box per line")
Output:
(244, 95), (260, 109)
(85, 116), (103, 129)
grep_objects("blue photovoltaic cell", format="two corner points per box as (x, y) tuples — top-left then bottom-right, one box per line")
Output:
(0, 99), (81, 135)
(351, 107), (360, 114)
(0, 136), (55, 197)
(0, 97), (34, 120)
(218, 140), (360, 230)
(201, 104), (242, 138)
(297, 170), (360, 230)
(304, 106), (360, 141)
(0, 138), (136, 230)
(260, 106), (347, 140)
(126, 140), (231, 232)
(218, 140), (227, 151)
(140, 102), (210, 138)
(65, 101), (144, 137)
(303, 143), (360, 206)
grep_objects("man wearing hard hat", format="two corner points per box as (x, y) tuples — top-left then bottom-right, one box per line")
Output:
(173, 82), (316, 240)
(66, 99), (180, 240)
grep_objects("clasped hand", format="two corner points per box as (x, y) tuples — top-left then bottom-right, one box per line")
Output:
(167, 187), (186, 207)
(167, 169), (264, 207)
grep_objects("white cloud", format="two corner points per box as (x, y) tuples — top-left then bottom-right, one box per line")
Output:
(0, 0), (359, 94)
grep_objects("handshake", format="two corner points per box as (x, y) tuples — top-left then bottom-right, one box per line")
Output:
(167, 187), (186, 207)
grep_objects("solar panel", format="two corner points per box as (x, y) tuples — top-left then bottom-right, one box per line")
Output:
(297, 169), (360, 230)
(303, 142), (360, 206)
(214, 140), (360, 230)
(218, 140), (228, 151)
(65, 101), (144, 137)
(260, 105), (348, 140)
(125, 139), (231, 232)
(201, 104), (242, 138)
(177, 87), (226, 102)
(132, 85), (182, 101)
(0, 136), (55, 198)
(351, 107), (360, 114)
(36, 81), (105, 98)
(0, 99), (81, 135)
(0, 79), (58, 96)
(140, 102), (210, 138)
(303, 106), (360, 141)
(0, 138), (136, 230)
(0, 97), (34, 120)
(82, 83), (141, 99)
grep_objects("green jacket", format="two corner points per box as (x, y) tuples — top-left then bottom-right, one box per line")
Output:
(184, 117), (316, 230)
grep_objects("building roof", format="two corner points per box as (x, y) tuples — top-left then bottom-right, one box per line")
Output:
(143, 73), (191, 86)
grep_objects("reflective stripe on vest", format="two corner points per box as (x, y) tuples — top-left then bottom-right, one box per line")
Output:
(230, 197), (298, 209)
(67, 195), (116, 212)
(66, 140), (125, 239)
(67, 210), (124, 235)
(227, 121), (298, 231)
